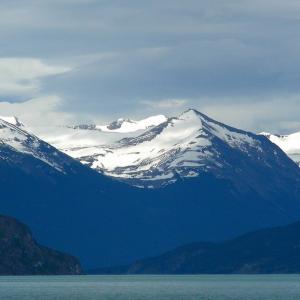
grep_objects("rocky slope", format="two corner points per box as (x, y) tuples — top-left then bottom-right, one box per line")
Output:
(0, 215), (82, 275)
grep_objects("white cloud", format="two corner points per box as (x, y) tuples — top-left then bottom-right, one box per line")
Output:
(0, 58), (70, 97)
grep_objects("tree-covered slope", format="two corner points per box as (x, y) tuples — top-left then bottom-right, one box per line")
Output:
(0, 215), (82, 275)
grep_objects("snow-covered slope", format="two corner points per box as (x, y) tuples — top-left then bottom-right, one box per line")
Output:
(0, 118), (77, 173)
(28, 125), (127, 150)
(26, 115), (166, 151)
(261, 132), (300, 166)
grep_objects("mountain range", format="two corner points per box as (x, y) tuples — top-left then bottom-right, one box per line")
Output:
(25, 109), (300, 188)
(1, 109), (300, 269)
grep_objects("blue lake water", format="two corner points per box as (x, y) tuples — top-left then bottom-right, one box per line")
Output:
(0, 275), (300, 300)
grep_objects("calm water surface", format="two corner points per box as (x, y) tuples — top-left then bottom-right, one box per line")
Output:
(0, 275), (299, 300)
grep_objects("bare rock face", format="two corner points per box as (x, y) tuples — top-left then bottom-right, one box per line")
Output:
(0, 215), (82, 275)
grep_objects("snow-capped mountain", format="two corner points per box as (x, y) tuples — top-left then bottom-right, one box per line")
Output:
(261, 132), (300, 166)
(2, 111), (300, 269)
(90, 109), (263, 187)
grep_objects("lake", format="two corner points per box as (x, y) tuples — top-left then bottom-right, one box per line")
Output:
(0, 275), (300, 299)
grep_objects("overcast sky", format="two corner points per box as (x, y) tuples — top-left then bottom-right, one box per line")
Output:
(0, 0), (300, 133)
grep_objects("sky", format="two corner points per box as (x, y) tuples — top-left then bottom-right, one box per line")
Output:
(0, 0), (300, 133)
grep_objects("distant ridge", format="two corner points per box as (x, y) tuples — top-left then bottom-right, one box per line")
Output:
(97, 220), (300, 274)
(69, 115), (167, 133)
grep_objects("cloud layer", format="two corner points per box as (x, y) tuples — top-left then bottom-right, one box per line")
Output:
(1, 0), (300, 132)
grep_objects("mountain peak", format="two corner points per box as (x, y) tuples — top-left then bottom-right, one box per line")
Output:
(179, 109), (214, 124)
(180, 108), (200, 118)
(183, 108), (200, 114)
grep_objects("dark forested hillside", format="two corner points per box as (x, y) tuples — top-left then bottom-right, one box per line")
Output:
(0, 215), (82, 275)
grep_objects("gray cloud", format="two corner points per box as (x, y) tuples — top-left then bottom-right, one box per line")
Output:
(1, 0), (300, 132)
